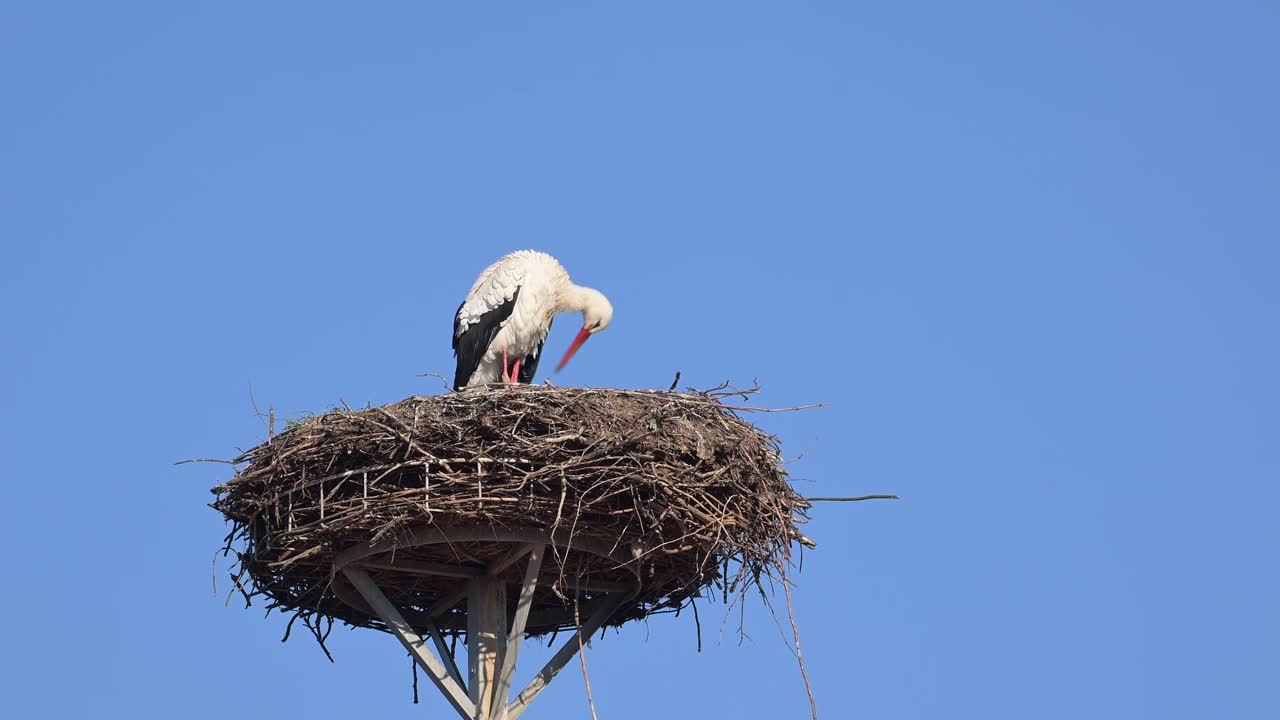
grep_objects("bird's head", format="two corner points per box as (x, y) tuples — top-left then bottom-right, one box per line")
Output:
(580, 288), (614, 335)
(557, 286), (613, 372)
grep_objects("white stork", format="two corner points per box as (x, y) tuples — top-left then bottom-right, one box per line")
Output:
(452, 250), (614, 390)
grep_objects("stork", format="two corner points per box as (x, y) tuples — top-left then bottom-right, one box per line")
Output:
(452, 250), (613, 390)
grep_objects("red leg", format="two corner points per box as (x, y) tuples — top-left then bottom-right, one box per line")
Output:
(502, 346), (511, 383)
(510, 357), (522, 383)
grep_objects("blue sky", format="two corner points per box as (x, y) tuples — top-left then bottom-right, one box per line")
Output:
(2, 2), (1277, 718)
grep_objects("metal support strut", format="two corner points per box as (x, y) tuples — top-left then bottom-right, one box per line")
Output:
(335, 528), (638, 720)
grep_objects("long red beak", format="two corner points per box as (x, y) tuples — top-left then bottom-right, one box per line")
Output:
(556, 327), (592, 372)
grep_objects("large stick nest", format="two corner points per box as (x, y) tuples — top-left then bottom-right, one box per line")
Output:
(211, 384), (813, 647)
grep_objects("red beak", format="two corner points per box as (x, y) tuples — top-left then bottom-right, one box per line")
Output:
(556, 327), (592, 372)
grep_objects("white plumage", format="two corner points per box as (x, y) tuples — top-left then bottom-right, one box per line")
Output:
(453, 251), (613, 390)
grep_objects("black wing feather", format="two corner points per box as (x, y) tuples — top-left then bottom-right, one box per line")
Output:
(452, 287), (520, 390)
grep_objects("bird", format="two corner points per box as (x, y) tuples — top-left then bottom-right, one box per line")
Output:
(452, 250), (613, 390)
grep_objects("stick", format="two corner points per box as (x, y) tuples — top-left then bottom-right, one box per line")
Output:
(575, 595), (600, 720)
(783, 572), (818, 720)
(804, 495), (900, 502)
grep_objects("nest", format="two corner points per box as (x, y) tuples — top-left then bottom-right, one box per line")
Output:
(211, 384), (813, 649)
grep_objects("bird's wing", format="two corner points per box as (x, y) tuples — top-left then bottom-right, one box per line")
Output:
(452, 288), (521, 389)
(453, 260), (526, 389)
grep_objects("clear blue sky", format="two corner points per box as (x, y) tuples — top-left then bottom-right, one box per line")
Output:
(2, 3), (1277, 718)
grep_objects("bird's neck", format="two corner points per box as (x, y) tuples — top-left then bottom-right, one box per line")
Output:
(556, 283), (596, 314)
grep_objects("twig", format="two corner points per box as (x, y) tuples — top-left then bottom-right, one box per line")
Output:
(714, 402), (827, 413)
(248, 382), (271, 437)
(691, 597), (702, 652)
(575, 595), (600, 720)
(668, 371), (681, 392)
(783, 572), (818, 720)
(804, 495), (900, 502)
(415, 371), (453, 393)
(411, 654), (419, 704)
(282, 613), (299, 643)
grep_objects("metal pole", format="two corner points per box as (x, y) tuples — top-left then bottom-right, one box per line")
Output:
(467, 576), (508, 719)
